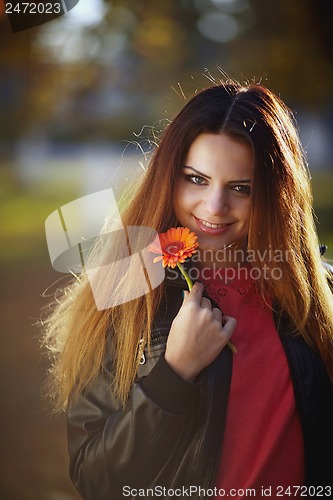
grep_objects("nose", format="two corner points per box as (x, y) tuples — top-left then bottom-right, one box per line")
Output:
(205, 187), (229, 216)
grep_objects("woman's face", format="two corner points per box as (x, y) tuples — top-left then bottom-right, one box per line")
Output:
(174, 133), (254, 264)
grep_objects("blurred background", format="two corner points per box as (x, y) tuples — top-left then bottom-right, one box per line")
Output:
(0, 0), (332, 498)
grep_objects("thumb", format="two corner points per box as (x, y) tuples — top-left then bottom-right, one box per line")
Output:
(222, 315), (237, 339)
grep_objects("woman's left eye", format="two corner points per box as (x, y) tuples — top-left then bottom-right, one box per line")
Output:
(232, 185), (251, 195)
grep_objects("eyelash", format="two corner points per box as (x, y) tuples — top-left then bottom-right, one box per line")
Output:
(232, 185), (251, 195)
(184, 174), (251, 194)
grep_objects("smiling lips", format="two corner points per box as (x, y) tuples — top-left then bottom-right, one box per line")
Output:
(194, 216), (234, 234)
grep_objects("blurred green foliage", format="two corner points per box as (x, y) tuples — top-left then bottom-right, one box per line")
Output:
(0, 181), (80, 263)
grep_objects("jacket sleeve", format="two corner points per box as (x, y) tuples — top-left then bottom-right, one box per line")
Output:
(67, 353), (202, 500)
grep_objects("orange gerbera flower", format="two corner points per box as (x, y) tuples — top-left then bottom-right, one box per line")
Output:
(149, 227), (198, 269)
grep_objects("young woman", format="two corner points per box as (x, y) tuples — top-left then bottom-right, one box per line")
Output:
(42, 80), (333, 499)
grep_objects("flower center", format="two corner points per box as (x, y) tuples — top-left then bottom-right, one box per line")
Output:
(165, 241), (185, 255)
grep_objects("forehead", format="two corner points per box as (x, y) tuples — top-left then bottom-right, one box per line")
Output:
(184, 132), (254, 178)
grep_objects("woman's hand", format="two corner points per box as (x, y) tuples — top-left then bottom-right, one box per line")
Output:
(165, 282), (237, 381)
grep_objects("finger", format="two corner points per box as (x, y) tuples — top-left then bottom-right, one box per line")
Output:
(212, 307), (222, 322)
(185, 281), (204, 304)
(221, 316), (237, 339)
(222, 315), (234, 326)
(200, 297), (212, 310)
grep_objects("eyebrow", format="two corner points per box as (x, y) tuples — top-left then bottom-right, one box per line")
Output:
(182, 165), (252, 183)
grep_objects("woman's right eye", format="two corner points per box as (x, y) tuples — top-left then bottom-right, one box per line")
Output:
(185, 174), (207, 185)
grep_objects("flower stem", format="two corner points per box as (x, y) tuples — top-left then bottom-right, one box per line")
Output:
(177, 262), (194, 291)
(227, 340), (238, 354)
(176, 262), (237, 354)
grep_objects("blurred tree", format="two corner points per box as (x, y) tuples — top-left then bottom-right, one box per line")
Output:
(226, 0), (333, 106)
(0, 9), (35, 158)
(0, 0), (332, 147)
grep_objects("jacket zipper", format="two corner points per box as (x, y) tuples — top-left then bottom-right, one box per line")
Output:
(138, 326), (170, 365)
(138, 338), (146, 365)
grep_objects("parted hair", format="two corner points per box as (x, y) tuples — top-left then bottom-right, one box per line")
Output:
(41, 79), (333, 412)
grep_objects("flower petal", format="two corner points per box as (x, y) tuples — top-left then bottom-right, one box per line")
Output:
(148, 227), (198, 268)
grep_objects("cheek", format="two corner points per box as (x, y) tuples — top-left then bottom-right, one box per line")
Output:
(174, 184), (194, 215)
